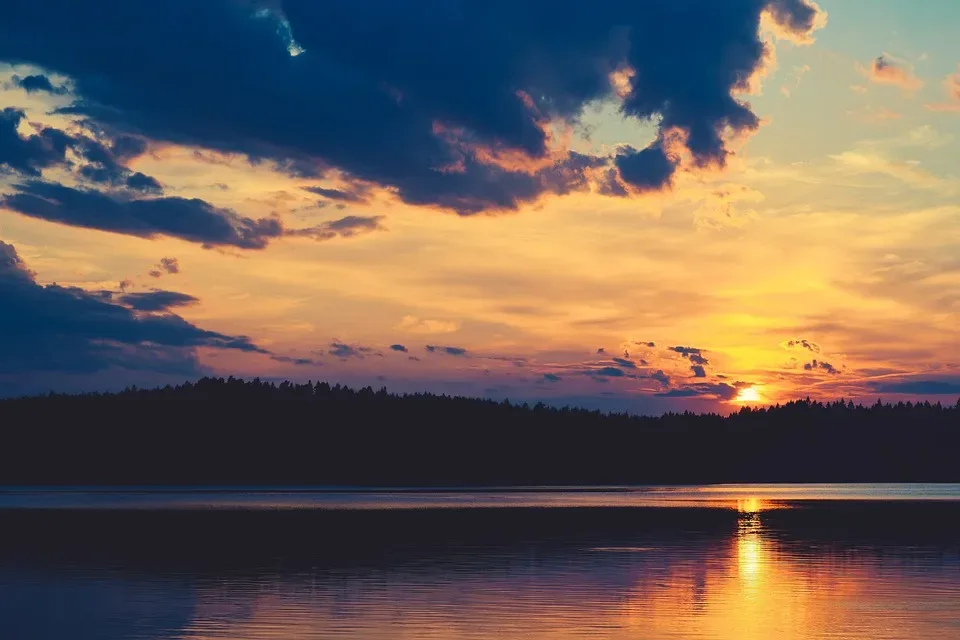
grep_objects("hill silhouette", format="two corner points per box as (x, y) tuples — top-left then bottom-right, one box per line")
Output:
(1, 377), (957, 485)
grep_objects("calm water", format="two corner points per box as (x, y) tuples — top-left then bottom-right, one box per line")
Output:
(1, 484), (959, 640)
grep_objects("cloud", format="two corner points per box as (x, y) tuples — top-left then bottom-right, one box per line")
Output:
(828, 151), (943, 189)
(784, 338), (821, 353)
(148, 257), (180, 278)
(11, 73), (67, 95)
(669, 346), (710, 366)
(389, 344), (408, 353)
(926, 66), (960, 113)
(425, 345), (468, 357)
(329, 341), (375, 360)
(764, 0), (827, 44)
(0, 241), (265, 379)
(803, 359), (840, 375)
(398, 316), (459, 334)
(858, 55), (923, 92)
(0, 108), (73, 177)
(651, 370), (671, 387)
(691, 364), (707, 378)
(270, 355), (319, 366)
(596, 348), (606, 354)
(867, 378), (960, 395)
(656, 382), (739, 400)
(613, 142), (676, 192)
(1, 182), (288, 249)
(847, 106), (903, 124)
(0, 115), (160, 193)
(593, 366), (627, 378)
(125, 172), (163, 193)
(69, 134), (162, 193)
(288, 215), (386, 241)
(0, 0), (824, 214)
(780, 64), (811, 97)
(303, 185), (371, 203)
(116, 290), (199, 312)
(542, 373), (562, 383)
(611, 357), (636, 369)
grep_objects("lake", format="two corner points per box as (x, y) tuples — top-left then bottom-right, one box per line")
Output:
(1, 484), (959, 639)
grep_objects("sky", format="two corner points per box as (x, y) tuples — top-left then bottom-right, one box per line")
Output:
(1, 0), (958, 413)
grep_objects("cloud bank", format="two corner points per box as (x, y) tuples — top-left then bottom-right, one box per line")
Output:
(0, 0), (824, 216)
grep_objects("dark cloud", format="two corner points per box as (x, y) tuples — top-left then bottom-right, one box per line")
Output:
(487, 355), (528, 368)
(636, 341), (657, 348)
(670, 346), (710, 366)
(593, 366), (627, 378)
(650, 370), (671, 387)
(765, 0), (823, 34)
(270, 355), (319, 366)
(329, 341), (375, 360)
(611, 357), (636, 369)
(116, 290), (198, 312)
(125, 172), (163, 193)
(0, 241), (265, 379)
(425, 345), (468, 356)
(11, 73), (67, 95)
(867, 379), (960, 395)
(614, 142), (676, 192)
(786, 338), (820, 353)
(597, 348), (606, 354)
(0, 111), (160, 194)
(803, 359), (840, 375)
(542, 373), (562, 383)
(596, 168), (629, 197)
(303, 185), (371, 203)
(0, 108), (73, 176)
(389, 344), (408, 353)
(656, 382), (738, 400)
(691, 364), (707, 378)
(66, 133), (162, 193)
(2, 182), (287, 249)
(148, 257), (180, 278)
(0, 0), (823, 213)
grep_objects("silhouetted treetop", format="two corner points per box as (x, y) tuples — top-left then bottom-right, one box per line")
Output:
(0, 377), (957, 486)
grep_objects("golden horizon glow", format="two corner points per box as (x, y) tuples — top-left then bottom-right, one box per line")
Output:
(736, 387), (763, 404)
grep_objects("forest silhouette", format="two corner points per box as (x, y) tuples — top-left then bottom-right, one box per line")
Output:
(1, 377), (958, 485)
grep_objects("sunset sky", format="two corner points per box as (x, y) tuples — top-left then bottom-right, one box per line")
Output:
(1, 0), (959, 412)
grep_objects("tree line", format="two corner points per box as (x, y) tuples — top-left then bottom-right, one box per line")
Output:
(1, 377), (957, 485)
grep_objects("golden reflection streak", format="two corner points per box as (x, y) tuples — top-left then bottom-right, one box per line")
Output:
(177, 504), (952, 640)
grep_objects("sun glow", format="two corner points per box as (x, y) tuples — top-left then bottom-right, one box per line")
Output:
(736, 386), (762, 403)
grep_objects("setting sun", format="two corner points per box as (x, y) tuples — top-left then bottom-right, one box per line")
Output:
(736, 387), (762, 403)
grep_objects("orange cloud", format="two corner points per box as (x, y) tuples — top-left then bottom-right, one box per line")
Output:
(925, 66), (960, 113)
(858, 55), (923, 92)
(846, 106), (903, 124)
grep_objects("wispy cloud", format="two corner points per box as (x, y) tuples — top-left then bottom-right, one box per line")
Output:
(926, 66), (960, 113)
(857, 54), (923, 92)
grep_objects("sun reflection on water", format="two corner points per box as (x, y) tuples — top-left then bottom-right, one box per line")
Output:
(736, 509), (766, 595)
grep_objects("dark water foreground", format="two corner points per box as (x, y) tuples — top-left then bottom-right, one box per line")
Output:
(1, 486), (960, 639)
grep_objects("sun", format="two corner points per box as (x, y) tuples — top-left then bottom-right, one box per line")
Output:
(735, 386), (762, 403)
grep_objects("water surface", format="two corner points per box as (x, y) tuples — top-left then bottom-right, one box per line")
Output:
(1, 484), (959, 639)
